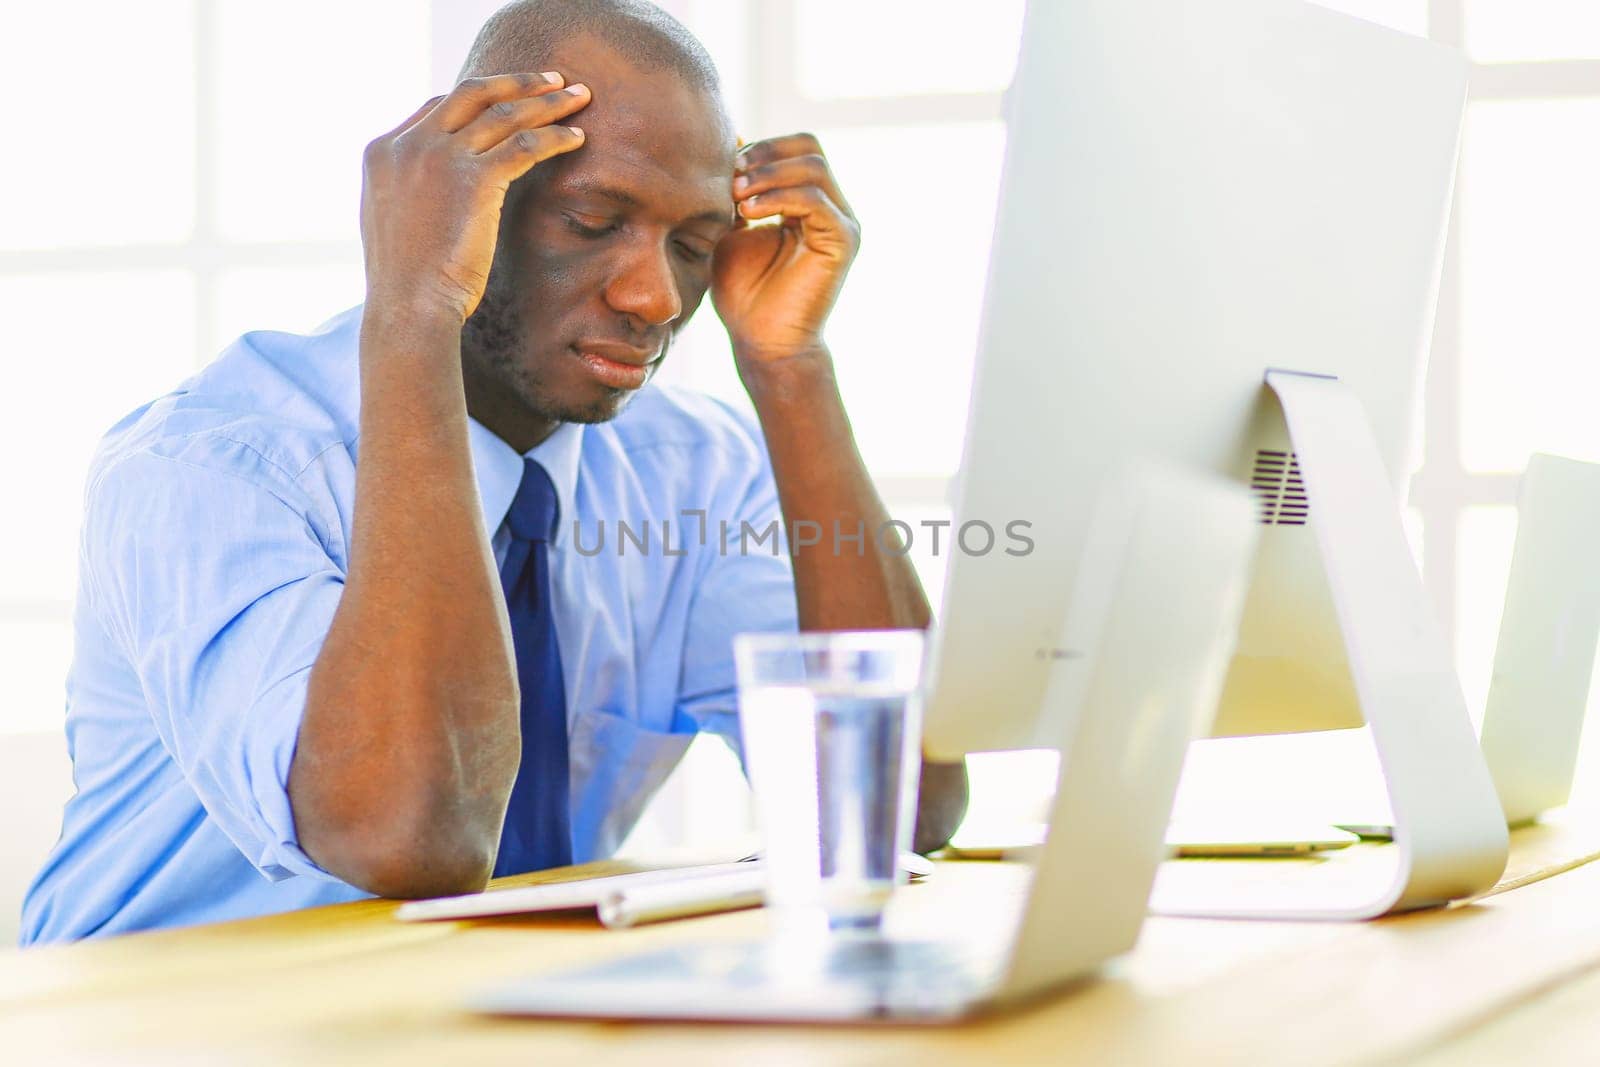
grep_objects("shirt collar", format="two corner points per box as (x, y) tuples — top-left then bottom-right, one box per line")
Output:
(468, 417), (585, 538)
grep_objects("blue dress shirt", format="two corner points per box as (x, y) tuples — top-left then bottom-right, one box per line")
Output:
(21, 306), (798, 944)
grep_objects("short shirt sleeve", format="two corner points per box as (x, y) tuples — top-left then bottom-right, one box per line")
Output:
(83, 443), (349, 883)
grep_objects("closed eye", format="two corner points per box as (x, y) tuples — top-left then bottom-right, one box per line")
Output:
(563, 212), (618, 239)
(674, 239), (714, 265)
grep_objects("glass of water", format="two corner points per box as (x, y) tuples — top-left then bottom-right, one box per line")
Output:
(733, 629), (926, 936)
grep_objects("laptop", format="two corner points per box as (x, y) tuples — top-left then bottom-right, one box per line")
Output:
(470, 464), (1259, 1023)
(1319, 451), (1600, 840)
(1479, 453), (1600, 826)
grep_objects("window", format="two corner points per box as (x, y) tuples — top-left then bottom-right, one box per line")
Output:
(636, 0), (1022, 850)
(8, 1), (1600, 838)
(660, 0), (1600, 835)
(666, 0), (1020, 591)
(1438, 0), (1600, 806)
(0, 0), (427, 734)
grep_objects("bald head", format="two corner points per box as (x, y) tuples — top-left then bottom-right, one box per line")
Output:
(461, 0), (719, 92)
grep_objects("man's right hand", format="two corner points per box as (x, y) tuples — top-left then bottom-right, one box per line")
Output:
(296, 73), (590, 899)
(360, 72), (591, 324)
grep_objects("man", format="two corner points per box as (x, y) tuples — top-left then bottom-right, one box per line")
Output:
(22, 0), (967, 944)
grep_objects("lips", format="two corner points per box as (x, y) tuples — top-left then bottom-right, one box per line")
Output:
(572, 341), (658, 390)
(575, 340), (656, 366)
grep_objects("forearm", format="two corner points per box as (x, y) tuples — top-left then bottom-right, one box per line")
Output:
(740, 348), (930, 632)
(293, 304), (520, 897)
(741, 346), (967, 851)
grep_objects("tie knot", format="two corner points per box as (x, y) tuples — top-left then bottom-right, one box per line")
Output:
(506, 458), (560, 543)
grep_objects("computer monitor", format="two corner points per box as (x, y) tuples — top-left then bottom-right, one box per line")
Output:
(923, 0), (1507, 916)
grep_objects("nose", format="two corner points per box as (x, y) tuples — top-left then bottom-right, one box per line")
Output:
(603, 240), (683, 330)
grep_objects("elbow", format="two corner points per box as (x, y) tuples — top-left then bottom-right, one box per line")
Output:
(912, 757), (971, 855)
(335, 817), (500, 899)
(291, 780), (509, 900)
(290, 678), (522, 898)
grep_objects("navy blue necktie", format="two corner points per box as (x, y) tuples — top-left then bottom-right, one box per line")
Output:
(493, 457), (573, 876)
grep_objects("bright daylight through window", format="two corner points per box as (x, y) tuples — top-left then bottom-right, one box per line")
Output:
(5, 0), (1600, 845)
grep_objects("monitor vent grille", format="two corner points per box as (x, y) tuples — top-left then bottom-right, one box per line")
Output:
(1252, 450), (1308, 526)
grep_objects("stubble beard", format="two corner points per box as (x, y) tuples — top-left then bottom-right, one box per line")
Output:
(462, 276), (638, 427)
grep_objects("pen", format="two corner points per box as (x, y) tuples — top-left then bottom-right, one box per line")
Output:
(597, 868), (766, 928)
(596, 852), (935, 928)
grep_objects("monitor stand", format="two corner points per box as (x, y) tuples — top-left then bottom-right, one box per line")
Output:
(1150, 369), (1509, 920)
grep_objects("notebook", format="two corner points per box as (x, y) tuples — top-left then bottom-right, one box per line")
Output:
(395, 854), (934, 929)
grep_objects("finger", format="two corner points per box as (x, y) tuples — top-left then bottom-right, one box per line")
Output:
(479, 123), (587, 184)
(736, 132), (824, 171)
(457, 82), (592, 153)
(380, 94), (447, 141)
(738, 185), (857, 249)
(733, 154), (852, 219)
(425, 72), (566, 134)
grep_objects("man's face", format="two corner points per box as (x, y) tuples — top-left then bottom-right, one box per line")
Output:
(462, 36), (737, 440)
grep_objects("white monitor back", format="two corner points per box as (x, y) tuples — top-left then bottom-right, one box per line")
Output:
(925, 0), (1467, 757)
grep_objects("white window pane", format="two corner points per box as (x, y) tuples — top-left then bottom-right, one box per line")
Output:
(1456, 506), (1518, 729)
(1466, 0), (1600, 63)
(214, 0), (430, 243)
(0, 3), (194, 249)
(796, 1), (1025, 99)
(815, 122), (1007, 478)
(677, 0), (754, 132)
(0, 273), (196, 603)
(962, 750), (1058, 829)
(1310, 0), (1429, 36)
(211, 263), (367, 354)
(1459, 100), (1600, 473)
(427, 0), (505, 93)
(0, 621), (74, 734)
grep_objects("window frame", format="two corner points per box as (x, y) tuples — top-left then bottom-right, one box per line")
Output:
(736, 0), (1600, 664)
(0, 0), (370, 693)
(4, 0), (1592, 739)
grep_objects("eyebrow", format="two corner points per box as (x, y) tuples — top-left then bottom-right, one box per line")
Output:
(563, 177), (731, 227)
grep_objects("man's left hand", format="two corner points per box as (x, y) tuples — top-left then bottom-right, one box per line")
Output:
(711, 133), (859, 369)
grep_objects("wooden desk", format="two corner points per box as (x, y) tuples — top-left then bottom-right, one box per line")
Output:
(7, 821), (1600, 1066)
